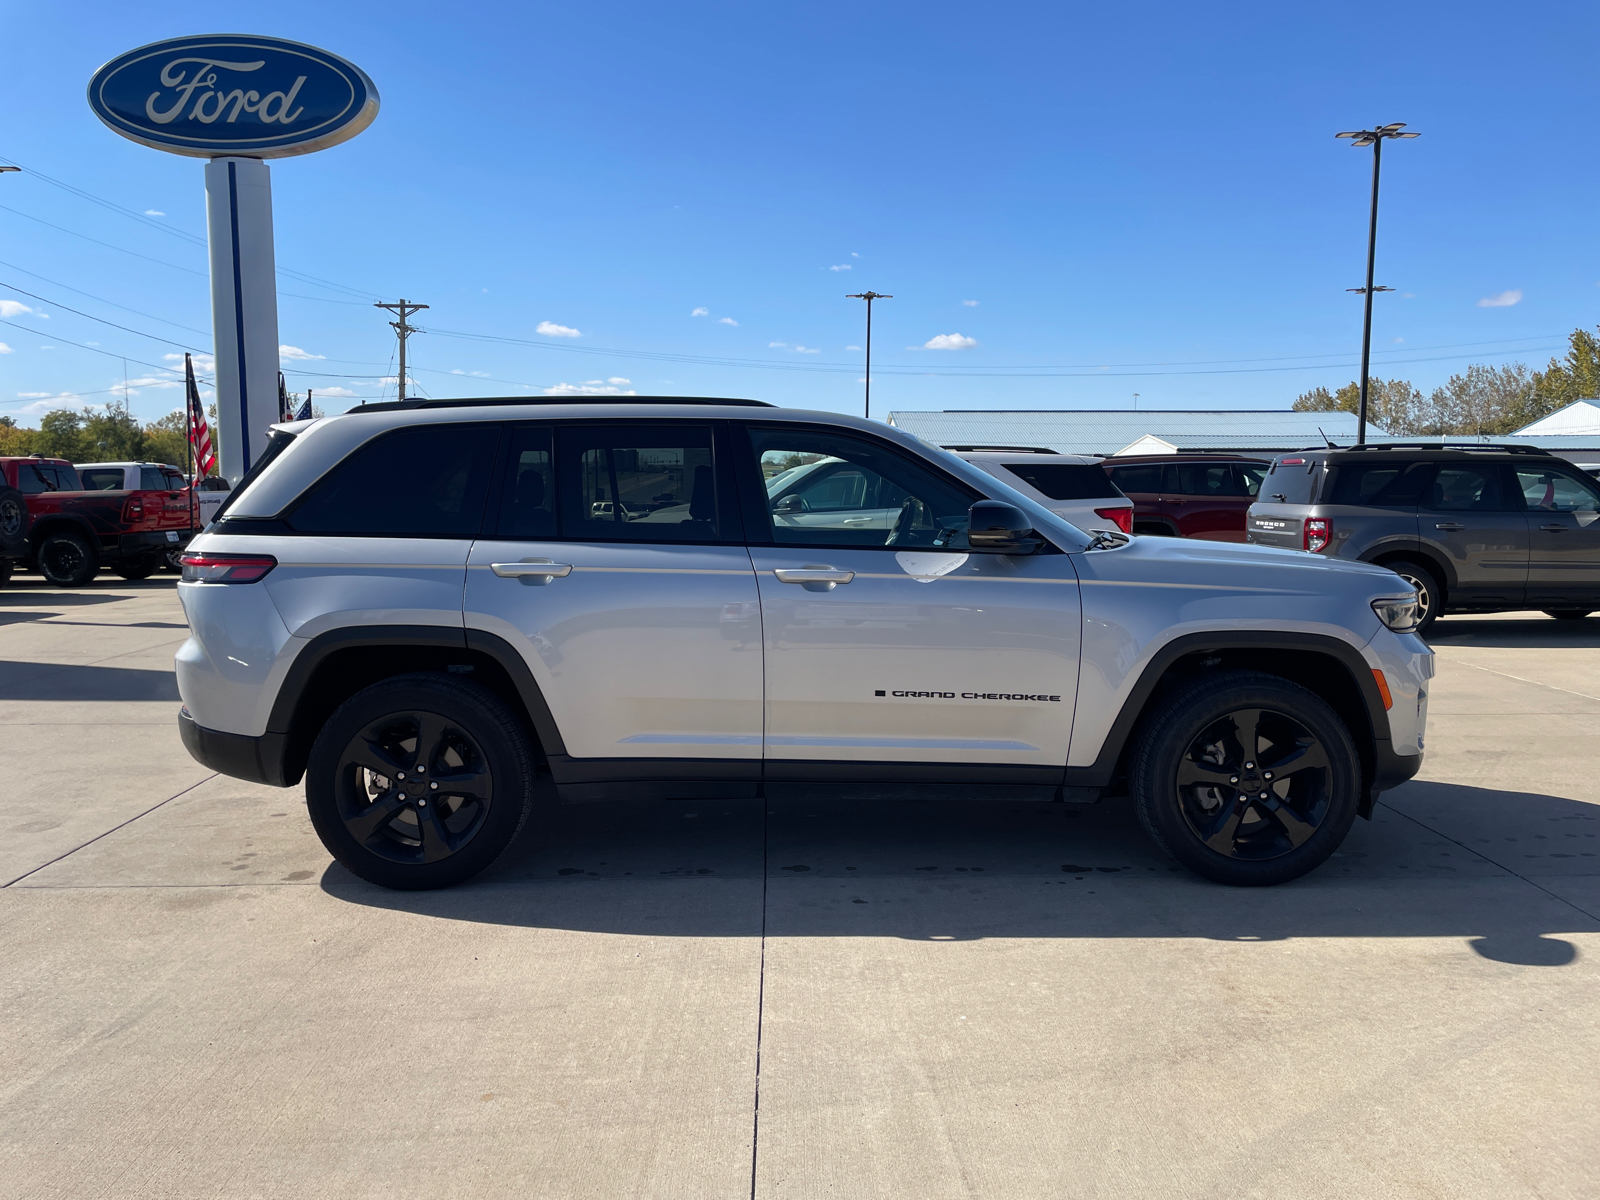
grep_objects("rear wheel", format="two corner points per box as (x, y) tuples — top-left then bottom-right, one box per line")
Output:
(113, 553), (162, 581)
(1131, 670), (1362, 886)
(305, 674), (537, 890)
(1383, 558), (1441, 633)
(37, 531), (98, 587)
(1544, 609), (1593, 621)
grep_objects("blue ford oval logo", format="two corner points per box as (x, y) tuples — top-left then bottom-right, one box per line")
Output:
(88, 34), (379, 158)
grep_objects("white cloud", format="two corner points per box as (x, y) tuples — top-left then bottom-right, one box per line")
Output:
(0, 343), (10, 355)
(15, 393), (81, 416)
(851, 252), (859, 258)
(376, 376), (418, 387)
(1392, 337), (1404, 344)
(607, 377), (632, 385)
(536, 321), (581, 337)
(279, 345), (324, 361)
(163, 351), (216, 374)
(717, 316), (738, 326)
(0, 299), (34, 318)
(111, 374), (180, 397)
(18, 391), (50, 398)
(922, 333), (978, 350)
(144, 209), (165, 216)
(846, 345), (861, 351)
(315, 386), (357, 398)
(792, 345), (820, 354)
(38, 345), (54, 350)
(451, 369), (491, 377)
(962, 300), (979, 307)
(691, 307), (709, 317)
(1477, 289), (1522, 308)
(829, 264), (852, 271)
(769, 341), (787, 348)
(543, 381), (638, 396)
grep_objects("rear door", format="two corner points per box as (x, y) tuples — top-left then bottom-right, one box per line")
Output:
(1172, 461), (1250, 541)
(1419, 462), (1527, 608)
(464, 420), (763, 769)
(1105, 461), (1176, 535)
(738, 424), (1080, 781)
(1514, 464), (1600, 609)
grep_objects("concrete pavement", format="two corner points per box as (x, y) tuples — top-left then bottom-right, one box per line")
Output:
(0, 578), (1595, 1198)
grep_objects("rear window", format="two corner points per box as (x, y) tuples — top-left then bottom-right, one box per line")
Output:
(998, 462), (1122, 501)
(1262, 458), (1322, 505)
(1325, 460), (1432, 508)
(80, 468), (125, 491)
(288, 423), (498, 537)
(1106, 463), (1168, 494)
(16, 463), (80, 493)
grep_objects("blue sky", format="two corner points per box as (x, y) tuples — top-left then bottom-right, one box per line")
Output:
(2, 1), (1598, 425)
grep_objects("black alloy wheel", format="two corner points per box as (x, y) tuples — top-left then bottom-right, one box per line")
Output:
(1132, 670), (1361, 886)
(1385, 559), (1440, 633)
(37, 531), (98, 587)
(305, 674), (536, 889)
(1544, 609), (1593, 621)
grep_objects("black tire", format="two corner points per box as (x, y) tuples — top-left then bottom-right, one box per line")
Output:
(1131, 670), (1362, 886)
(0, 558), (12, 587)
(113, 554), (162, 581)
(1544, 609), (1593, 621)
(1384, 558), (1441, 633)
(305, 673), (537, 890)
(37, 531), (99, 587)
(0, 486), (26, 545)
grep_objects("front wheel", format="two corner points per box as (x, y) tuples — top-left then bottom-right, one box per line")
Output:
(1384, 559), (1441, 633)
(305, 673), (537, 890)
(1131, 670), (1362, 886)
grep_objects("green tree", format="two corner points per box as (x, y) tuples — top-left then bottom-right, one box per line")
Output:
(1425, 363), (1534, 436)
(1292, 378), (1427, 435)
(78, 403), (145, 461)
(1522, 326), (1600, 427)
(33, 410), (85, 460)
(142, 409), (192, 469)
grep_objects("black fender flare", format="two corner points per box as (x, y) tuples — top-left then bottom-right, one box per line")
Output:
(28, 513), (100, 551)
(1361, 543), (1456, 594)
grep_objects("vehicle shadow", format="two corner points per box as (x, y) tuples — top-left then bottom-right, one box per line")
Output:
(1428, 613), (1600, 649)
(0, 590), (131, 607)
(0, 661), (182, 701)
(321, 780), (1599, 967)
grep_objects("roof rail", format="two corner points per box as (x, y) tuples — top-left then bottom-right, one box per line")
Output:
(1336, 442), (1552, 455)
(941, 444), (1060, 454)
(348, 395), (774, 413)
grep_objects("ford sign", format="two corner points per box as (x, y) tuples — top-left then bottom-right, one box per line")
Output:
(88, 34), (378, 159)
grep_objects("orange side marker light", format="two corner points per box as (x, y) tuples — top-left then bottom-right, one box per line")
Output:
(1372, 669), (1393, 710)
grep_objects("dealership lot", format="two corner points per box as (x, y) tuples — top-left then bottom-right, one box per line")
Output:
(1, 579), (1596, 1199)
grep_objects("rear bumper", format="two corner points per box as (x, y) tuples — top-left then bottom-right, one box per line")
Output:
(178, 706), (294, 787)
(115, 530), (194, 559)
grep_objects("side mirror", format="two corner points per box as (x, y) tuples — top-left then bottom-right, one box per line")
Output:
(967, 500), (1041, 554)
(772, 494), (807, 514)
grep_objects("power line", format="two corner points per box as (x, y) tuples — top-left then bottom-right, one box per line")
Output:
(0, 280), (209, 353)
(0, 258), (213, 336)
(375, 299), (428, 402)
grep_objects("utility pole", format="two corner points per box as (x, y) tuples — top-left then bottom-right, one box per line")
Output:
(375, 298), (428, 401)
(1335, 123), (1418, 443)
(847, 291), (892, 420)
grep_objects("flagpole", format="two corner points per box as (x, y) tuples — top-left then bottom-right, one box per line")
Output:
(186, 354), (197, 534)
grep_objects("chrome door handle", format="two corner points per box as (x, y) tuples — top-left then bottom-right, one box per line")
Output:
(773, 566), (855, 592)
(491, 559), (573, 581)
(1434, 522), (1466, 532)
(1539, 523), (1566, 533)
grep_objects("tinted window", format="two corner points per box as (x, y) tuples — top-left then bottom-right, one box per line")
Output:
(1515, 467), (1600, 513)
(1426, 465), (1509, 512)
(80, 468), (125, 492)
(289, 423), (498, 536)
(54, 465), (81, 491)
(558, 425), (724, 543)
(497, 425), (557, 539)
(750, 426), (978, 549)
(1176, 463), (1245, 497)
(1327, 460), (1432, 507)
(17, 463), (77, 493)
(163, 470), (186, 491)
(1107, 463), (1165, 493)
(140, 467), (169, 491)
(1236, 464), (1267, 497)
(999, 462), (1121, 501)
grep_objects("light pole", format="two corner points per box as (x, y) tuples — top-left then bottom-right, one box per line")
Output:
(847, 291), (891, 420)
(1335, 122), (1419, 444)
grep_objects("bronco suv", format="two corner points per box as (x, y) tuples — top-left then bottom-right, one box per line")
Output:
(174, 399), (1430, 890)
(1245, 444), (1600, 631)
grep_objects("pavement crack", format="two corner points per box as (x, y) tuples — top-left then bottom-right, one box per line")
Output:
(1434, 655), (1600, 705)
(1, 773), (217, 887)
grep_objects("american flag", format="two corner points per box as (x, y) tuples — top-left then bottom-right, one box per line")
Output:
(185, 353), (216, 477)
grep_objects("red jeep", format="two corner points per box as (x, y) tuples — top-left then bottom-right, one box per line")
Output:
(1101, 454), (1272, 541)
(0, 456), (198, 586)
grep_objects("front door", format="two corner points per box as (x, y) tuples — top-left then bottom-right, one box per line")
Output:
(737, 424), (1081, 782)
(465, 421), (763, 771)
(1418, 462), (1528, 609)
(1514, 463), (1600, 610)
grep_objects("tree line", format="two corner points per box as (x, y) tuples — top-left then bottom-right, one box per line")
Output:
(1294, 325), (1600, 436)
(0, 403), (213, 472)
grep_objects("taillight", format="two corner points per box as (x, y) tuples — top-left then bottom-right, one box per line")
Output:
(180, 552), (277, 583)
(1304, 518), (1331, 553)
(1095, 506), (1134, 534)
(123, 496), (144, 521)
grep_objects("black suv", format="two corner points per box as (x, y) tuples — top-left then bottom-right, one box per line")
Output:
(1246, 444), (1600, 631)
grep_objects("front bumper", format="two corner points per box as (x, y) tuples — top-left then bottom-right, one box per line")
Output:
(178, 706), (293, 787)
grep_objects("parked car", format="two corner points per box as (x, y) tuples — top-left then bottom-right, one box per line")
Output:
(0, 476), (28, 585)
(0, 455), (199, 585)
(946, 447), (1134, 534)
(1101, 454), (1271, 541)
(1245, 443), (1600, 630)
(174, 397), (1429, 892)
(78, 462), (228, 568)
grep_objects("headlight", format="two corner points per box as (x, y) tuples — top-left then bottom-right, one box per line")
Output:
(1371, 594), (1420, 634)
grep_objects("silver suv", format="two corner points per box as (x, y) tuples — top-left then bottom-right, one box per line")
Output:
(1246, 444), (1600, 631)
(175, 398), (1431, 890)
